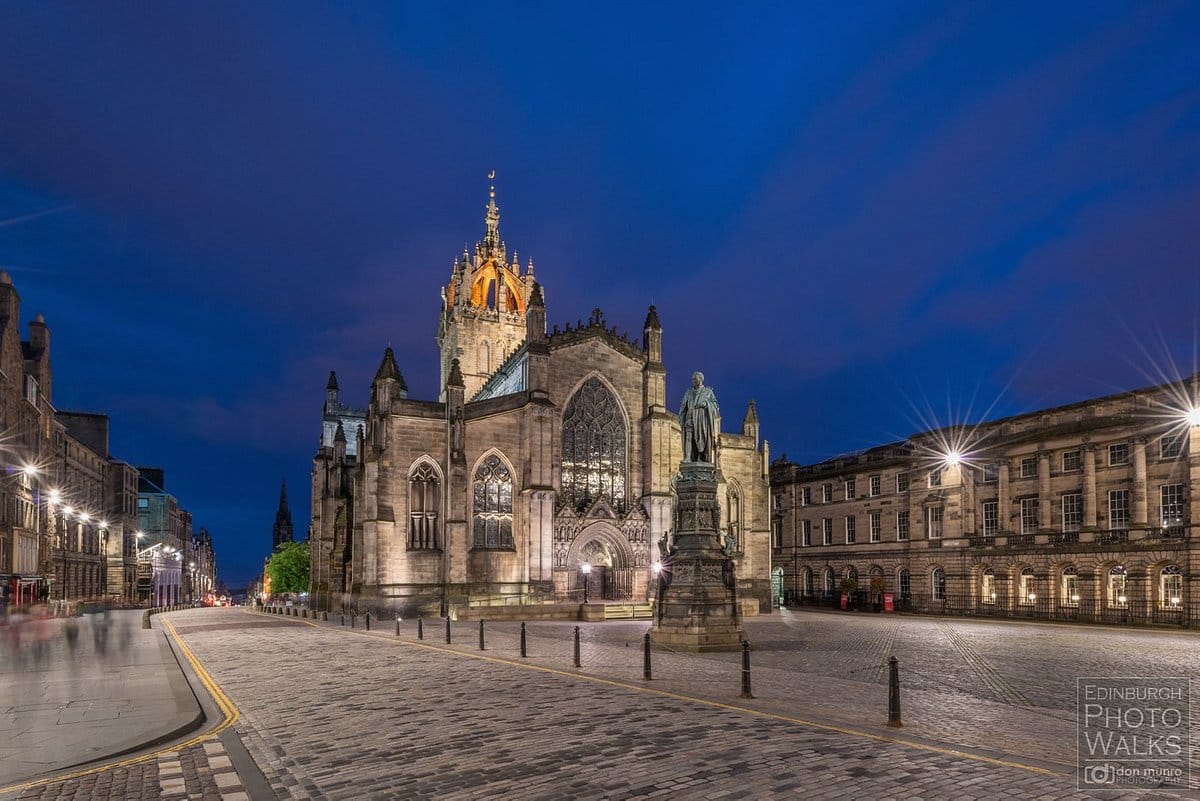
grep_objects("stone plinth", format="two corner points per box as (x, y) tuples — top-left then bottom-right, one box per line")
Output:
(650, 462), (745, 652)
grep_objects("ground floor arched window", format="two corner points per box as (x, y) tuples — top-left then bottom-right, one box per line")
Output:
(1107, 566), (1128, 609)
(1018, 567), (1035, 605)
(802, 567), (813, 597)
(980, 567), (995, 604)
(823, 567), (835, 594)
(932, 567), (946, 601)
(1060, 566), (1079, 607)
(898, 568), (911, 599)
(1160, 565), (1183, 609)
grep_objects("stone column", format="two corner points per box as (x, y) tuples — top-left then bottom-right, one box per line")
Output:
(1082, 444), (1098, 528)
(1037, 449), (1052, 529)
(997, 461), (1010, 533)
(1133, 437), (1148, 528)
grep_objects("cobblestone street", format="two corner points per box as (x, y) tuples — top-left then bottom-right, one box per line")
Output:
(11, 606), (1199, 799)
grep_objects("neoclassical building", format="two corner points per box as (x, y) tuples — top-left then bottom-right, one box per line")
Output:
(309, 185), (771, 613)
(770, 377), (1199, 625)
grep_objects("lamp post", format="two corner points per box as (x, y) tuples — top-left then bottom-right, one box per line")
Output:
(581, 562), (592, 604)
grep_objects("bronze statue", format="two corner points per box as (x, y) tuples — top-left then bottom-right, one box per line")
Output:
(679, 371), (719, 463)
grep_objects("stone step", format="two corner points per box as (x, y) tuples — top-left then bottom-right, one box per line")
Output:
(603, 603), (654, 620)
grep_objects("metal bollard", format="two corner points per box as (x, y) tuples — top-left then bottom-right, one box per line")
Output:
(740, 640), (754, 699)
(643, 632), (652, 681)
(322, 611), (328, 622)
(365, 611), (371, 631)
(341, 613), (345, 626)
(418, 617), (424, 640)
(351, 613), (356, 629)
(479, 620), (485, 651)
(887, 656), (902, 727)
(395, 618), (401, 636)
(573, 626), (581, 668)
(445, 616), (451, 644)
(520, 622), (527, 658)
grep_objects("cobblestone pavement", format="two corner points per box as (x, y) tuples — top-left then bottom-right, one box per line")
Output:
(13, 607), (1199, 799)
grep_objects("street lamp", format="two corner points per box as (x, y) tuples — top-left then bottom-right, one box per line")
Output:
(581, 562), (592, 604)
(1185, 407), (1200, 427)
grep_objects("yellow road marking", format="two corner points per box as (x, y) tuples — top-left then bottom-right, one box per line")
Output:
(0, 615), (238, 796)
(266, 608), (1062, 777)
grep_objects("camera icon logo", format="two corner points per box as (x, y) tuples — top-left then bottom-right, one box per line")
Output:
(1084, 765), (1115, 785)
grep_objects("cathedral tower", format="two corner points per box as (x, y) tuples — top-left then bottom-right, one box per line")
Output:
(273, 481), (294, 549)
(437, 178), (539, 400)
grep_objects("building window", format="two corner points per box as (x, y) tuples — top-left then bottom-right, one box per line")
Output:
(1161, 484), (1185, 526)
(727, 488), (742, 551)
(1161, 432), (1185, 459)
(802, 486), (812, 506)
(844, 515), (856, 544)
(928, 468), (942, 488)
(823, 568), (835, 593)
(1061, 492), (1082, 533)
(926, 506), (943, 539)
(1018, 567), (1036, 605)
(869, 475), (881, 497)
(1020, 456), (1037, 478)
(931, 568), (946, 601)
(897, 568), (911, 599)
(561, 377), (627, 511)
(869, 511), (881, 542)
(1109, 442), (1129, 466)
(771, 521), (782, 549)
(845, 566), (858, 586)
(801, 519), (812, 547)
(1020, 497), (1039, 535)
(472, 454), (514, 549)
(408, 462), (440, 550)
(822, 518), (833, 546)
(1060, 567), (1079, 607)
(896, 473), (909, 493)
(1108, 489), (1130, 530)
(981, 568), (995, 604)
(802, 568), (813, 597)
(845, 479), (856, 500)
(1108, 566), (1128, 609)
(896, 510), (909, 541)
(1160, 565), (1183, 609)
(982, 464), (998, 483)
(822, 483), (833, 503)
(1062, 450), (1081, 472)
(138, 498), (149, 509)
(982, 501), (998, 536)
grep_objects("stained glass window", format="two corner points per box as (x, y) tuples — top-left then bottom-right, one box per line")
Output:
(561, 378), (627, 511)
(473, 454), (513, 549)
(409, 462), (440, 550)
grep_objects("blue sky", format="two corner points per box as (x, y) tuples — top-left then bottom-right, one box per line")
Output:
(1, 2), (1197, 585)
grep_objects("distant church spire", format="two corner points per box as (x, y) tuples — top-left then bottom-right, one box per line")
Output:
(482, 170), (501, 257)
(273, 481), (294, 549)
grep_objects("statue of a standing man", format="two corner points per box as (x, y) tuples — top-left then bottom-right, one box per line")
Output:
(679, 371), (719, 463)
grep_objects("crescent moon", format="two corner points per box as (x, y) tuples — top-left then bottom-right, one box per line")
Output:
(488, 170), (496, 180)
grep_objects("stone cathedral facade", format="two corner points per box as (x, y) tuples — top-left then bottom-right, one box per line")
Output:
(309, 186), (771, 613)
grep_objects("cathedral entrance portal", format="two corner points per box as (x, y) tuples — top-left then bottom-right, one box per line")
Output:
(570, 526), (635, 601)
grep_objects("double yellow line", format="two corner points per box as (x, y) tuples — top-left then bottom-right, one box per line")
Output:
(0, 617), (238, 796)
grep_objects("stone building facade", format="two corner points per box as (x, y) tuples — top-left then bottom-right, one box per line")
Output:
(770, 377), (1200, 625)
(310, 186), (771, 613)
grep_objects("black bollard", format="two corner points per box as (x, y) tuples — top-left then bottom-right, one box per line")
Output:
(341, 613), (345, 626)
(445, 616), (451, 644)
(574, 626), (581, 668)
(395, 618), (400, 636)
(643, 632), (652, 681)
(887, 656), (902, 727)
(520, 622), (527, 658)
(351, 613), (356, 629)
(479, 620), (485, 651)
(366, 611), (371, 631)
(418, 617), (424, 640)
(322, 611), (328, 622)
(740, 640), (754, 699)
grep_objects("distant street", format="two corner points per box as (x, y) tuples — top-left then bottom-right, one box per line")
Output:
(7, 607), (1200, 799)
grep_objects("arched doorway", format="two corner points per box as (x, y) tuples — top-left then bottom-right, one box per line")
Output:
(569, 524), (636, 601)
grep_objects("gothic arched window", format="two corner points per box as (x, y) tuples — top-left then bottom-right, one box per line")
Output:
(473, 454), (513, 549)
(726, 486), (742, 551)
(561, 378), (627, 511)
(409, 462), (440, 550)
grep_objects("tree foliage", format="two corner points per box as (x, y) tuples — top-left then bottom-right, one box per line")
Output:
(267, 541), (310, 594)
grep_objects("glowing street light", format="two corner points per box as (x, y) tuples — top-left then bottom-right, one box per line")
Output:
(21, 464), (37, 477)
(1186, 407), (1200, 428)
(943, 451), (963, 467)
(581, 562), (592, 604)
(47, 489), (61, 505)
(651, 562), (662, 575)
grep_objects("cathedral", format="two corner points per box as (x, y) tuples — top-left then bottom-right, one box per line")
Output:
(309, 184), (771, 614)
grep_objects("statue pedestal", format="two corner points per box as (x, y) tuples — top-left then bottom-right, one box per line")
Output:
(650, 462), (745, 653)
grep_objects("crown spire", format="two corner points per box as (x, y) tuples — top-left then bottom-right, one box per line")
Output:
(482, 169), (501, 257)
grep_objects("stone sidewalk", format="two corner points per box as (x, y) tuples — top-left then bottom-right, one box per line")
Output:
(0, 610), (203, 787)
